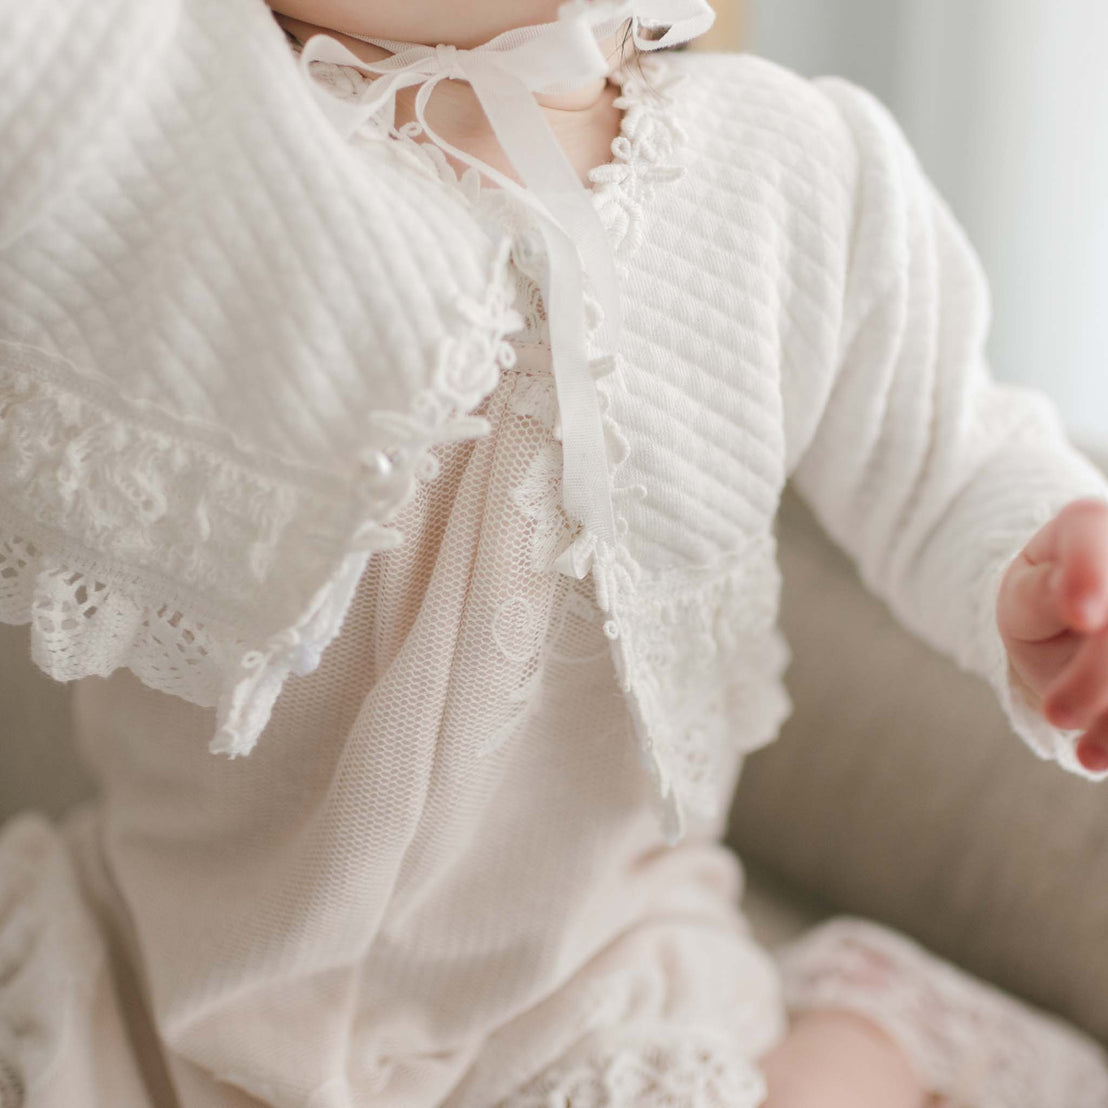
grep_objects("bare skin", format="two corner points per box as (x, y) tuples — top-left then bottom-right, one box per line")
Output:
(270, 7), (625, 188)
(756, 1009), (949, 1108)
(268, 0), (564, 49)
(265, 3), (1089, 1105)
(998, 496), (1108, 771)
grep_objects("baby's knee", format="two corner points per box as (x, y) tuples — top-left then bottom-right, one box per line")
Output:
(756, 1008), (931, 1108)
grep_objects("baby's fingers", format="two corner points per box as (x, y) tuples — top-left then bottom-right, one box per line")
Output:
(1023, 498), (1108, 633)
(998, 557), (1070, 643)
(1075, 723), (1108, 772)
(1042, 627), (1108, 730)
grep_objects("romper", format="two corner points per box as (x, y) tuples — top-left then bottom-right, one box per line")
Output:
(3, 22), (1108, 1108)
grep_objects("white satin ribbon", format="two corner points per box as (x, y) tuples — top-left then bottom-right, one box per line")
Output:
(297, 0), (714, 573)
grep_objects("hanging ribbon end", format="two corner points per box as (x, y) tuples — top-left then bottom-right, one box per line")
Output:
(552, 529), (598, 579)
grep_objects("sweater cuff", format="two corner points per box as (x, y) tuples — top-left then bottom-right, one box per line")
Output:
(979, 541), (1108, 783)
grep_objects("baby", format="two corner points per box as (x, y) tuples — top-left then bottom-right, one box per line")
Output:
(3, 1), (1108, 1106)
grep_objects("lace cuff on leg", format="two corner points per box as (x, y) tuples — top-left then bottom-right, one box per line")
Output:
(494, 1022), (767, 1108)
(773, 916), (1108, 1108)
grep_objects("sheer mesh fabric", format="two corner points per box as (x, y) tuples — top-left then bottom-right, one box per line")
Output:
(6, 27), (1108, 1108)
(59, 315), (785, 1108)
(362, 342), (600, 766)
(776, 918), (1108, 1108)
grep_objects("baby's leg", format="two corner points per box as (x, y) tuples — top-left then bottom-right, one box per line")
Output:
(765, 915), (1108, 1108)
(756, 1007), (944, 1108)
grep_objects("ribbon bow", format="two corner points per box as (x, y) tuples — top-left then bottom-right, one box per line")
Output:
(298, 0), (715, 575)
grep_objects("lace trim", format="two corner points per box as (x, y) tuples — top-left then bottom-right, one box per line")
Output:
(588, 61), (690, 259)
(599, 540), (795, 843)
(0, 243), (522, 756)
(301, 46), (688, 255)
(775, 916), (1108, 1108)
(383, 52), (773, 843)
(1, 530), (237, 701)
(297, 41), (763, 843)
(495, 1024), (768, 1108)
(287, 34), (665, 567)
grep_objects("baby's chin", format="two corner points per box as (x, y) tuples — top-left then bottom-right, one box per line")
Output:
(266, 1), (564, 48)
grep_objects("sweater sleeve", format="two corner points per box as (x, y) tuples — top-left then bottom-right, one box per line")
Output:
(783, 76), (1108, 782)
(0, 0), (174, 247)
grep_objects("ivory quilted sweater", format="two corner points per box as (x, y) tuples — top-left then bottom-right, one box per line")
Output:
(4, 1), (1108, 1106)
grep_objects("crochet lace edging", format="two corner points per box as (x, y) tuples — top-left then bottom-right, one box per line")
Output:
(597, 544), (795, 845)
(494, 1022), (769, 1108)
(297, 38), (761, 844)
(0, 241), (523, 758)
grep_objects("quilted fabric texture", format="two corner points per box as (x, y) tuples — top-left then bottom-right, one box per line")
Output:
(0, 0), (521, 759)
(4, 5), (1108, 1106)
(278, 31), (1108, 844)
(4, 1), (1108, 844)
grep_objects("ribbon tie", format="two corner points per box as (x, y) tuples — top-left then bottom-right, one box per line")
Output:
(298, 0), (715, 575)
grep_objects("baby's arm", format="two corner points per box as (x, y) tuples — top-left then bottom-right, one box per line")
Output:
(782, 77), (1108, 781)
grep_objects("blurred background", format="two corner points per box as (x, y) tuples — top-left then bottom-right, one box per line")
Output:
(698, 0), (1108, 453)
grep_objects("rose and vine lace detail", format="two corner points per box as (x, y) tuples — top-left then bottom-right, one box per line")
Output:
(588, 62), (690, 259)
(288, 30), (661, 583)
(0, 354), (353, 614)
(774, 916), (1108, 1108)
(296, 40), (690, 261)
(296, 37), (769, 842)
(510, 433), (572, 575)
(466, 362), (622, 760)
(599, 542), (795, 842)
(495, 1024), (768, 1108)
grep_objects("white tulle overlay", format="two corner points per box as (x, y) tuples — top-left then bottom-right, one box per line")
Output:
(5, 5), (1108, 1105)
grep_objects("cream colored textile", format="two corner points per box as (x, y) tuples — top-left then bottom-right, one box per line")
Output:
(8, 300), (1106, 1108)
(0, 0), (521, 764)
(7, 5), (1108, 1106)
(56, 347), (786, 1108)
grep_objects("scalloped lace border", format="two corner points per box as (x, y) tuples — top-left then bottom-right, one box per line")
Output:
(0, 241), (523, 759)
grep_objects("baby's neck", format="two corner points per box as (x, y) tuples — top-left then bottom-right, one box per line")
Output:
(276, 14), (625, 187)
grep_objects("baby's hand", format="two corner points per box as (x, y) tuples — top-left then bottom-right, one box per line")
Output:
(997, 497), (1108, 771)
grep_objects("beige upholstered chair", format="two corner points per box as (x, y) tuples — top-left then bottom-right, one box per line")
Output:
(733, 446), (1108, 1048)
(2, 448), (1107, 1048)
